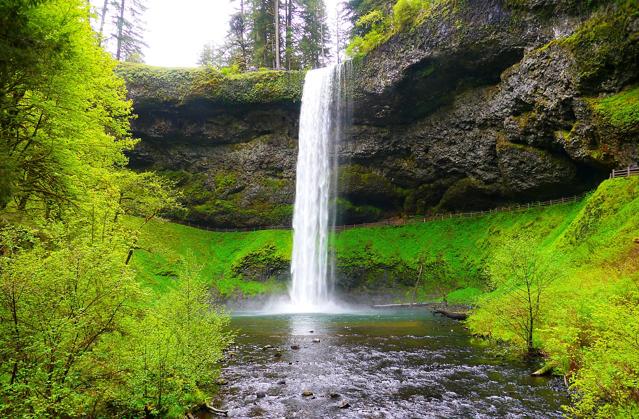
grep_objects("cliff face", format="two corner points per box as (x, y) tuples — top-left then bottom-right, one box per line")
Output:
(124, 0), (638, 227)
(121, 65), (304, 227)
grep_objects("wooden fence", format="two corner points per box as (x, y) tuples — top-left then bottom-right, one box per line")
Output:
(334, 193), (587, 231)
(610, 166), (639, 179)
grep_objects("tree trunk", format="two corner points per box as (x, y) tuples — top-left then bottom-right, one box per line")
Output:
(285, 0), (292, 70)
(239, 0), (248, 69)
(274, 0), (281, 69)
(318, 9), (325, 67)
(98, 0), (109, 45)
(115, 0), (126, 61)
(527, 289), (534, 353)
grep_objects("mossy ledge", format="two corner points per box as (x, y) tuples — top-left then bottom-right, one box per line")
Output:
(116, 63), (305, 108)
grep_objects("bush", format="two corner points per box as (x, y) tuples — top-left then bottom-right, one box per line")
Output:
(393, 0), (430, 29)
(109, 258), (233, 417)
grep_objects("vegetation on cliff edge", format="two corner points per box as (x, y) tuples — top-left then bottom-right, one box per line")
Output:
(117, 62), (305, 105)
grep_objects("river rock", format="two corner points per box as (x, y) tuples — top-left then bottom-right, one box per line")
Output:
(329, 392), (340, 399)
(339, 401), (350, 409)
(312, 338), (320, 343)
(277, 380), (286, 385)
(302, 390), (313, 397)
(256, 391), (266, 399)
(215, 378), (228, 386)
(290, 345), (300, 350)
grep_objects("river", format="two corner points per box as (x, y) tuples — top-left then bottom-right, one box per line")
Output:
(211, 308), (567, 418)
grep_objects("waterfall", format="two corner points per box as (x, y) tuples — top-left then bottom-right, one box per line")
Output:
(289, 64), (344, 311)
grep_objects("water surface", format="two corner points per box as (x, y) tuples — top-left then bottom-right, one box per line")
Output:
(214, 309), (567, 418)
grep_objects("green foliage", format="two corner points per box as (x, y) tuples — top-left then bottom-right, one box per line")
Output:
(590, 85), (639, 131)
(468, 177), (639, 414)
(0, 225), (139, 417)
(0, 0), (135, 217)
(346, 10), (392, 58)
(346, 0), (444, 58)
(482, 235), (560, 353)
(0, 226), (231, 417)
(0, 1), (230, 416)
(563, 282), (639, 418)
(393, 0), (431, 30)
(107, 258), (233, 417)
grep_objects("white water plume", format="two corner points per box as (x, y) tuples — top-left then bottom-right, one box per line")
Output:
(288, 64), (344, 312)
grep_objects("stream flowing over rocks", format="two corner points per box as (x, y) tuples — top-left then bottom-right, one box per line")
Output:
(207, 309), (568, 418)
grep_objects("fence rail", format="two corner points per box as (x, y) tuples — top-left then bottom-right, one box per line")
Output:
(334, 193), (588, 231)
(610, 166), (639, 179)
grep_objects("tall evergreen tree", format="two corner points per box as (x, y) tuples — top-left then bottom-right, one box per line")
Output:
(297, 0), (330, 68)
(221, 0), (329, 70)
(111, 0), (147, 61)
(228, 0), (251, 69)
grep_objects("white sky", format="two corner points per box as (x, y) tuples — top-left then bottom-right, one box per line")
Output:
(92, 0), (341, 68)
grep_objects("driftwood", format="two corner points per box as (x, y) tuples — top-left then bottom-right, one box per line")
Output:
(433, 309), (468, 320)
(205, 404), (229, 417)
(531, 363), (556, 377)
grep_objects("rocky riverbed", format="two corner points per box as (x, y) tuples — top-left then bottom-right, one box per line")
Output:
(204, 309), (567, 418)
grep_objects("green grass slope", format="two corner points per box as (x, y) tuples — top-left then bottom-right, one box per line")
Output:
(125, 218), (291, 296)
(469, 176), (639, 417)
(129, 187), (587, 300)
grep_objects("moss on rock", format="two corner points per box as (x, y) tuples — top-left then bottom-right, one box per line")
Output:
(436, 177), (501, 211)
(560, 1), (639, 92)
(339, 164), (407, 209)
(117, 63), (305, 106)
(590, 85), (639, 134)
(157, 168), (294, 228)
(230, 242), (290, 282)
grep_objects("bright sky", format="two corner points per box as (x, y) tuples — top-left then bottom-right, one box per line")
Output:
(92, 0), (341, 68)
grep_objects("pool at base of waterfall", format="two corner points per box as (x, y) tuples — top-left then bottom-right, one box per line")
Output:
(208, 308), (567, 418)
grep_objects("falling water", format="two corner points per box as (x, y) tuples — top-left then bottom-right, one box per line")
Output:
(289, 64), (344, 312)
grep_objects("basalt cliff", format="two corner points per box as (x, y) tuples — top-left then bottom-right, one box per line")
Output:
(123, 0), (638, 228)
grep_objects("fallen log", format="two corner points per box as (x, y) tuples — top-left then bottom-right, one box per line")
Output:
(372, 302), (432, 308)
(433, 309), (468, 320)
(531, 363), (556, 377)
(205, 404), (229, 417)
